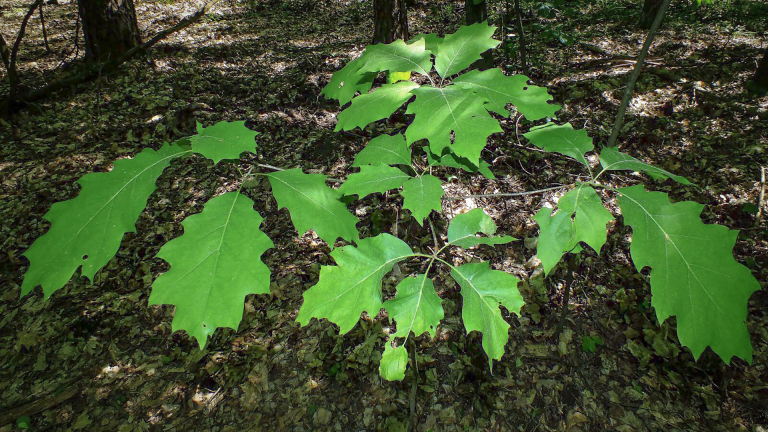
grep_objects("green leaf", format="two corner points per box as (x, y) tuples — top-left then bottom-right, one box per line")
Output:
(581, 336), (603, 353)
(408, 33), (444, 55)
(21, 143), (191, 298)
(352, 134), (412, 167)
(297, 234), (414, 334)
(401, 175), (444, 225)
(335, 81), (418, 131)
(191, 121), (258, 164)
(523, 122), (593, 167)
(406, 84), (502, 164)
(599, 147), (691, 185)
(339, 164), (410, 198)
(425, 147), (496, 179)
(454, 69), (560, 120)
(16, 415), (31, 429)
(266, 169), (359, 245)
(358, 38), (433, 76)
(384, 274), (444, 339)
(149, 192), (273, 348)
(450, 262), (523, 368)
(321, 56), (376, 106)
(434, 22), (500, 78)
(617, 185), (760, 363)
(379, 343), (408, 381)
(447, 208), (516, 248)
(533, 185), (613, 275)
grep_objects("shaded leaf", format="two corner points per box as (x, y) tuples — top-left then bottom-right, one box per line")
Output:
(266, 169), (359, 245)
(425, 146), (496, 179)
(320, 56), (376, 106)
(599, 147), (691, 185)
(447, 208), (516, 248)
(149, 192), (273, 347)
(618, 185), (759, 363)
(524, 122), (593, 167)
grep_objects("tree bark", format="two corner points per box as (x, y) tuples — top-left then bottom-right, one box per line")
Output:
(373, 0), (408, 44)
(78, 0), (141, 63)
(639, 0), (663, 30)
(465, 0), (492, 69)
(0, 33), (9, 70)
(751, 47), (768, 92)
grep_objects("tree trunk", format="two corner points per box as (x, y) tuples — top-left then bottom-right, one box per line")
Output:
(78, 0), (141, 63)
(465, 0), (493, 69)
(752, 47), (768, 92)
(639, 0), (662, 29)
(0, 33), (9, 70)
(373, 0), (408, 44)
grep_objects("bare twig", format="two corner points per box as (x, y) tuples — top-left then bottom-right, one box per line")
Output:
(39, 3), (50, 54)
(757, 166), (766, 225)
(513, 0), (529, 75)
(442, 184), (568, 200)
(606, 0), (671, 148)
(8, 0), (43, 101)
(554, 254), (578, 338)
(0, 383), (81, 427)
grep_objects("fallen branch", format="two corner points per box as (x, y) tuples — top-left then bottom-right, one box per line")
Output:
(0, 383), (80, 427)
(7, 0), (220, 107)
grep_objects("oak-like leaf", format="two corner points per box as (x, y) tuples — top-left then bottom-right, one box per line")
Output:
(335, 81), (418, 131)
(454, 69), (560, 120)
(357, 38), (433, 76)
(320, 56), (376, 106)
(401, 175), (444, 225)
(190, 121), (258, 164)
(534, 185), (613, 275)
(523, 122), (593, 167)
(352, 134), (412, 167)
(149, 192), (273, 348)
(21, 142), (191, 298)
(599, 147), (691, 185)
(266, 169), (359, 245)
(379, 343), (408, 381)
(384, 274), (444, 339)
(339, 164), (410, 198)
(617, 185), (759, 363)
(434, 22), (500, 78)
(296, 234), (413, 333)
(447, 208), (516, 248)
(450, 262), (523, 368)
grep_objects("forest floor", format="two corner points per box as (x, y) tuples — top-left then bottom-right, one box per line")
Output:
(1, 0), (767, 430)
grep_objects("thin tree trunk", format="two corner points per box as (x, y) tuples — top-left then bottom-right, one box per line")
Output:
(40, 3), (51, 54)
(639, 0), (663, 30)
(373, 0), (408, 44)
(751, 47), (768, 92)
(607, 0), (671, 148)
(8, 0), (42, 102)
(78, 0), (141, 63)
(513, 0), (529, 75)
(465, 0), (492, 69)
(0, 33), (9, 70)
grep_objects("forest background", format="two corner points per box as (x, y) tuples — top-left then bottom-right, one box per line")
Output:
(0, 0), (767, 430)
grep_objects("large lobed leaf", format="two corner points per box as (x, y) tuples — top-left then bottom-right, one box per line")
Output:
(523, 122), (593, 168)
(405, 84), (502, 165)
(320, 56), (376, 106)
(149, 192), (273, 348)
(384, 274), (444, 340)
(451, 262), (524, 368)
(617, 185), (759, 363)
(335, 81), (418, 132)
(339, 164), (410, 199)
(352, 134), (412, 168)
(454, 69), (560, 120)
(266, 169), (359, 245)
(190, 121), (258, 164)
(297, 234), (414, 334)
(599, 147), (691, 185)
(401, 175), (444, 225)
(534, 185), (613, 275)
(21, 142), (191, 298)
(434, 22), (500, 78)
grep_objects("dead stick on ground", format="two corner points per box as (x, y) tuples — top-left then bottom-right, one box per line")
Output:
(0, 384), (80, 427)
(606, 0), (671, 148)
